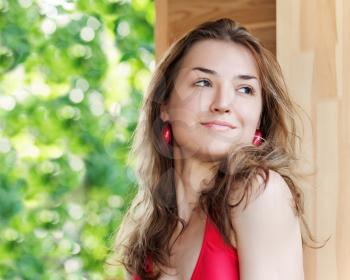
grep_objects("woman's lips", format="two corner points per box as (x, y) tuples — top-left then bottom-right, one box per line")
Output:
(200, 120), (236, 131)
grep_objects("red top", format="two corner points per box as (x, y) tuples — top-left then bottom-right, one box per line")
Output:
(133, 215), (240, 279)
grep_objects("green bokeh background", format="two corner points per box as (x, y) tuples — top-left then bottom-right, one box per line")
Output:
(0, 0), (154, 279)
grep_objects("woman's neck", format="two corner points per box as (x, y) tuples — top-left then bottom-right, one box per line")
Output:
(173, 148), (218, 223)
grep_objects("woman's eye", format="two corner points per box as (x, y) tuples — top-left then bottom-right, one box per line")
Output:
(195, 79), (212, 87)
(238, 86), (254, 95)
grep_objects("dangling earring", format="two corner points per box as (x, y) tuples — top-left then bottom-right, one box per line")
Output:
(162, 122), (172, 144)
(253, 129), (263, 146)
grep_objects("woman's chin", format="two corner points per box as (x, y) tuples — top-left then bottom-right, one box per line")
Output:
(182, 145), (234, 161)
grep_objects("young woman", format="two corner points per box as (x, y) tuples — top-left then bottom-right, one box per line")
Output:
(114, 18), (308, 280)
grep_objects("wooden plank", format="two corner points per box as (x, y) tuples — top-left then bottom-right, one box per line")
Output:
(336, 0), (350, 278)
(316, 100), (339, 280)
(155, 0), (168, 62)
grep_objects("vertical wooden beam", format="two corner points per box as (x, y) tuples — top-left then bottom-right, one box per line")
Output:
(277, 0), (350, 279)
(155, 0), (168, 62)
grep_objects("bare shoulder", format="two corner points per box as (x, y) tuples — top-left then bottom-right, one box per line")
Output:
(231, 169), (295, 216)
(230, 169), (304, 280)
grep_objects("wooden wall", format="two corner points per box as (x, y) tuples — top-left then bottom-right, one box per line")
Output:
(277, 0), (350, 279)
(155, 0), (276, 61)
(155, 0), (350, 279)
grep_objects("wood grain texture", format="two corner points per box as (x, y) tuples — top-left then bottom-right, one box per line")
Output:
(155, 0), (275, 61)
(277, 0), (350, 279)
(155, 0), (168, 62)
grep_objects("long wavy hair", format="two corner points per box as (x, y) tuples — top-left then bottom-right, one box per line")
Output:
(112, 18), (324, 280)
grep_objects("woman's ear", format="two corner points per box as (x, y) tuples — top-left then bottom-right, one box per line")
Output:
(160, 104), (170, 122)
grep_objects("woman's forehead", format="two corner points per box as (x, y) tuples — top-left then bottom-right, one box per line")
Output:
(179, 39), (259, 78)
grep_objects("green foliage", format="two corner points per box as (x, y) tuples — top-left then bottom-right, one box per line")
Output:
(0, 0), (154, 279)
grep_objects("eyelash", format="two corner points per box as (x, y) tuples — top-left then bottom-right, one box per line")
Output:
(195, 79), (212, 87)
(194, 79), (255, 95)
(238, 86), (255, 95)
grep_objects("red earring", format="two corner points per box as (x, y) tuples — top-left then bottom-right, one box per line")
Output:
(253, 129), (263, 146)
(162, 122), (172, 144)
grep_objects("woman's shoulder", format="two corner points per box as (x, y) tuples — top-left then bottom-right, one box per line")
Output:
(228, 169), (295, 240)
(229, 169), (303, 278)
(228, 169), (298, 241)
(230, 169), (293, 212)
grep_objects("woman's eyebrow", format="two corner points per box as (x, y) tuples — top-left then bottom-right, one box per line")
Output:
(192, 66), (218, 75)
(236, 74), (258, 81)
(191, 67), (258, 81)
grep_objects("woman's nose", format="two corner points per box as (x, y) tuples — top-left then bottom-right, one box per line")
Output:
(209, 83), (234, 113)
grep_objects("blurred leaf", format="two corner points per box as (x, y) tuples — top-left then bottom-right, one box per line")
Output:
(0, 0), (154, 278)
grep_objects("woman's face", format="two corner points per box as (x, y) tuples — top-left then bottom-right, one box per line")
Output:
(160, 39), (263, 161)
